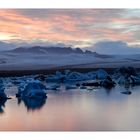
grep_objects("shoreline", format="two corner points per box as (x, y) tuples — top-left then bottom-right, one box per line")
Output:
(0, 67), (140, 77)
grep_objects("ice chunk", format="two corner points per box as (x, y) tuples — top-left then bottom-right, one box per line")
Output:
(17, 80), (47, 99)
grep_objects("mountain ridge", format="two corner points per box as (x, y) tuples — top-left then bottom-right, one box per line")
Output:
(7, 46), (113, 58)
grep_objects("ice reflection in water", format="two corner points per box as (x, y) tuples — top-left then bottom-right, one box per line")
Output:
(0, 99), (7, 114)
(1, 84), (140, 130)
(17, 97), (47, 111)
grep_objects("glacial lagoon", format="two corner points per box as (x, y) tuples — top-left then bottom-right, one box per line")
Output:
(1, 83), (140, 131)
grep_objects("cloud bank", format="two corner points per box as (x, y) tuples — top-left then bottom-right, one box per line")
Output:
(0, 9), (140, 44)
(85, 40), (140, 54)
(0, 9), (140, 54)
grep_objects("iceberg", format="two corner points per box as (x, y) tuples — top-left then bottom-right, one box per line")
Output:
(16, 80), (47, 99)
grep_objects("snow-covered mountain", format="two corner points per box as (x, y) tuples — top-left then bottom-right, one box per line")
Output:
(0, 46), (139, 71)
(10, 46), (89, 54)
(9, 46), (110, 57)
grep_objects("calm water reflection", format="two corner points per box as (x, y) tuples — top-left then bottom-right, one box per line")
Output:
(0, 99), (7, 114)
(17, 98), (47, 111)
(1, 85), (140, 131)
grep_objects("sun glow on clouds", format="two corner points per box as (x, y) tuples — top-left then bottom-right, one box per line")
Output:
(0, 32), (17, 40)
(0, 9), (140, 48)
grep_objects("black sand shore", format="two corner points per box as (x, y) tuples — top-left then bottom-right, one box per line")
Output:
(0, 67), (140, 77)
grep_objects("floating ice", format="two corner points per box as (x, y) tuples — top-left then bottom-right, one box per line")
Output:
(65, 85), (77, 90)
(113, 67), (140, 85)
(96, 69), (108, 80)
(17, 80), (47, 99)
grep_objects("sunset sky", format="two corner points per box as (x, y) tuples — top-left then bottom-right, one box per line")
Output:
(0, 9), (140, 53)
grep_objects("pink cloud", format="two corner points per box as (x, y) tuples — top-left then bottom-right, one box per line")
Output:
(0, 9), (138, 46)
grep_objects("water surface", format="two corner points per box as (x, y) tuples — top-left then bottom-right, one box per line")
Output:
(1, 85), (140, 131)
